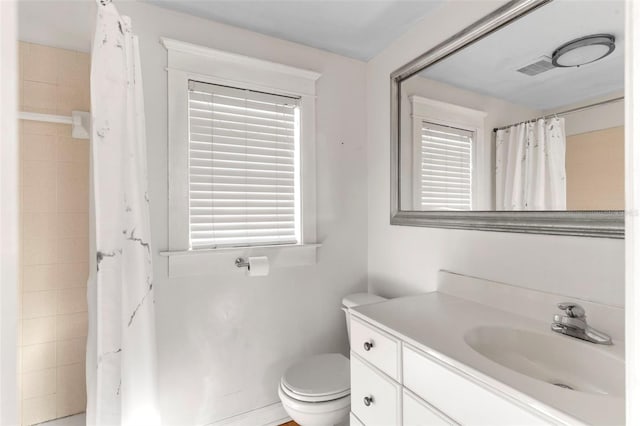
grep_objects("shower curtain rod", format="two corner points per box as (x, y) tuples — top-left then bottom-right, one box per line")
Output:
(492, 96), (624, 132)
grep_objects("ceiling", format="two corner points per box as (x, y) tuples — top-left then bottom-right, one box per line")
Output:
(145, 0), (445, 61)
(420, 0), (625, 110)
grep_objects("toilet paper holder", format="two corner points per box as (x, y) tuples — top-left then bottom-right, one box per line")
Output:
(235, 257), (250, 269)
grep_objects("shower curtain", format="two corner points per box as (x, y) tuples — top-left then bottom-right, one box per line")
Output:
(495, 117), (567, 210)
(87, 1), (160, 425)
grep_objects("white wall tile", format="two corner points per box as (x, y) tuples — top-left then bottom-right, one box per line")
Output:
(56, 338), (85, 366)
(22, 81), (57, 114)
(23, 213), (57, 241)
(56, 137), (89, 164)
(56, 313), (88, 340)
(18, 42), (90, 423)
(22, 316), (56, 346)
(22, 238), (57, 265)
(21, 368), (56, 399)
(22, 394), (56, 425)
(22, 291), (57, 319)
(55, 213), (88, 239)
(55, 263), (88, 289)
(57, 162), (88, 188)
(21, 133), (57, 162)
(56, 363), (86, 417)
(21, 161), (56, 189)
(56, 238), (88, 264)
(21, 342), (56, 373)
(21, 186), (57, 213)
(56, 288), (87, 315)
(56, 183), (88, 213)
(22, 120), (59, 136)
(23, 265), (57, 292)
(23, 43), (58, 84)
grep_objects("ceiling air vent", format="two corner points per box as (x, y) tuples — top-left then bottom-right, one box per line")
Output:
(516, 55), (555, 76)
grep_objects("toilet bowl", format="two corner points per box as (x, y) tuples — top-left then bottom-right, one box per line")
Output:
(279, 353), (350, 426)
(279, 293), (387, 426)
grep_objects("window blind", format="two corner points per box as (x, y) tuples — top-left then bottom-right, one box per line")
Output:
(188, 80), (301, 249)
(419, 121), (473, 211)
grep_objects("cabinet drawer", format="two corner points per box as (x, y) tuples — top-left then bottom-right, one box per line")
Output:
(351, 317), (400, 380)
(351, 353), (401, 426)
(402, 345), (554, 425)
(403, 389), (457, 426)
(350, 412), (365, 426)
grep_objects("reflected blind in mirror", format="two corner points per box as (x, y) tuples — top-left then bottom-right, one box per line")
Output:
(188, 80), (301, 249)
(419, 122), (473, 211)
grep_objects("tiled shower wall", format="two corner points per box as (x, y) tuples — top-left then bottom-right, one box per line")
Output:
(18, 42), (90, 425)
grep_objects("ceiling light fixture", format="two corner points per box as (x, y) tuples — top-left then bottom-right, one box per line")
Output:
(551, 34), (616, 68)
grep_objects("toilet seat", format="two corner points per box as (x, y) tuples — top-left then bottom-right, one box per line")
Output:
(280, 353), (350, 402)
(278, 384), (351, 426)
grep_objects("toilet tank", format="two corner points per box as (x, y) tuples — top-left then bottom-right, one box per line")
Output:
(341, 293), (387, 343)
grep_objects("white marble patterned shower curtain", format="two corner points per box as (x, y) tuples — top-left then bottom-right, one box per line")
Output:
(87, 2), (160, 425)
(495, 117), (567, 210)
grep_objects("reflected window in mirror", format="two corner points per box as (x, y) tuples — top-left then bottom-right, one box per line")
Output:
(400, 93), (488, 212)
(417, 121), (474, 211)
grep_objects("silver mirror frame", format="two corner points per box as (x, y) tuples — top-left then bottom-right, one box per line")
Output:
(390, 0), (624, 239)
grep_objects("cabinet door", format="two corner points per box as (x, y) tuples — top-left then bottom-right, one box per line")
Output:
(403, 345), (555, 425)
(350, 317), (400, 380)
(350, 412), (365, 426)
(403, 389), (458, 426)
(351, 353), (401, 426)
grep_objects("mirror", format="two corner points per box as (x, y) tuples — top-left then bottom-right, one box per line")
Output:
(391, 0), (624, 237)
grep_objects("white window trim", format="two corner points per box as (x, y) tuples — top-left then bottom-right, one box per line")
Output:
(410, 96), (488, 210)
(160, 38), (321, 276)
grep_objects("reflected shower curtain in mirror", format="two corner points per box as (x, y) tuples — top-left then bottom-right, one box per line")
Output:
(87, 2), (160, 425)
(495, 117), (567, 210)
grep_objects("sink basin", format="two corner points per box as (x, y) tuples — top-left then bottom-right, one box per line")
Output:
(464, 326), (624, 396)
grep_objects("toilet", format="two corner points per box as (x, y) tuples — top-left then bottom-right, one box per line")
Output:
(279, 293), (387, 426)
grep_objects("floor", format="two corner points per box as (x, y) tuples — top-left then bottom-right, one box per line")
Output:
(35, 413), (290, 426)
(37, 413), (85, 426)
(36, 414), (292, 426)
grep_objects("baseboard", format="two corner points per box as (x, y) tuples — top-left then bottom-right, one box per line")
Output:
(207, 402), (291, 426)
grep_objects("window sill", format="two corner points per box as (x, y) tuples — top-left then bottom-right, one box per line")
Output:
(159, 243), (321, 277)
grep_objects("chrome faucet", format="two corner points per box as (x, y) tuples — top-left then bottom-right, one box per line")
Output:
(551, 302), (612, 345)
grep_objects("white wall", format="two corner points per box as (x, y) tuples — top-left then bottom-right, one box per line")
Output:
(366, 0), (625, 307)
(1, 1), (19, 424)
(544, 92), (625, 136)
(18, 1), (368, 424)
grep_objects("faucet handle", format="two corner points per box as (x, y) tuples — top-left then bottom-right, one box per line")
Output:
(557, 302), (585, 318)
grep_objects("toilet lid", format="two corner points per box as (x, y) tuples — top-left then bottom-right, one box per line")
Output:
(281, 353), (350, 402)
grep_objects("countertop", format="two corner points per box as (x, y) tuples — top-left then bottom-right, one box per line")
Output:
(352, 292), (625, 426)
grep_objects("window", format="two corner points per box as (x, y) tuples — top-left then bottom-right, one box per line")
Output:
(417, 121), (473, 211)
(163, 38), (320, 275)
(187, 81), (301, 249)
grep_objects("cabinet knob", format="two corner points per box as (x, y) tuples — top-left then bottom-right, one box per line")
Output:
(363, 395), (374, 407)
(363, 340), (374, 351)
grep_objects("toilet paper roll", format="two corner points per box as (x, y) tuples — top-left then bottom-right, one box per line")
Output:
(247, 256), (269, 277)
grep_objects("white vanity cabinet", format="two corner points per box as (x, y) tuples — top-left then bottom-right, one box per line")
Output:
(402, 388), (455, 426)
(349, 317), (555, 426)
(350, 316), (401, 380)
(350, 354), (402, 425)
(402, 345), (553, 425)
